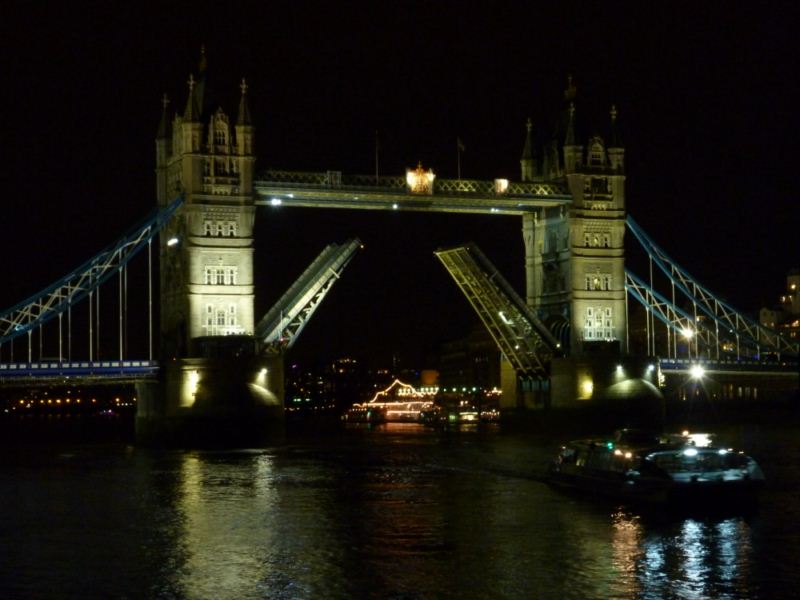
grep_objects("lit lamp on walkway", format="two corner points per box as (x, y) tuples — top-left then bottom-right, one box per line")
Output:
(406, 162), (435, 194)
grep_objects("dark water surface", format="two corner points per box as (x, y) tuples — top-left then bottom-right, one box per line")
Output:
(1, 422), (799, 599)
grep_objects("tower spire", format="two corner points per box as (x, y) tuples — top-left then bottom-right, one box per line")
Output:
(237, 77), (252, 126)
(564, 75), (577, 103)
(520, 117), (536, 181)
(157, 93), (171, 139)
(564, 102), (577, 146)
(183, 74), (200, 122)
(609, 104), (621, 148)
(521, 117), (533, 160)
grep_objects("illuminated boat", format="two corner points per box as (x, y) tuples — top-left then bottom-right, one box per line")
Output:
(343, 379), (436, 423)
(548, 429), (765, 506)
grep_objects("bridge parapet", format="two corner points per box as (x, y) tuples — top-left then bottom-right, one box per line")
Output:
(659, 357), (799, 373)
(0, 360), (159, 385)
(260, 170), (566, 197)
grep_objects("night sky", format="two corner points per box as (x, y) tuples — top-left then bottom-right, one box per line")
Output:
(2, 2), (796, 369)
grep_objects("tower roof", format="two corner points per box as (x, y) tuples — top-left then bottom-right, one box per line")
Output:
(237, 78), (253, 126)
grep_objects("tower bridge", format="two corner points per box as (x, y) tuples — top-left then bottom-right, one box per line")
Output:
(1, 63), (797, 445)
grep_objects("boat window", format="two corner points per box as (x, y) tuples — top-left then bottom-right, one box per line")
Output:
(648, 451), (744, 473)
(560, 447), (577, 464)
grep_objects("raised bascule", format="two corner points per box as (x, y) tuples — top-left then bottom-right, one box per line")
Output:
(0, 61), (796, 445)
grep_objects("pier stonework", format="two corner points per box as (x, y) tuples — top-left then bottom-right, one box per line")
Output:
(136, 64), (284, 445)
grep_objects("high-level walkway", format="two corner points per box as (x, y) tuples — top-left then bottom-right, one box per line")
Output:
(255, 170), (570, 214)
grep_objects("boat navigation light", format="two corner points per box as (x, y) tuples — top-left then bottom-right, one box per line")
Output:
(683, 448), (698, 457)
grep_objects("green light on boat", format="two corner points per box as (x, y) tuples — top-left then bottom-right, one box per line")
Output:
(606, 442), (614, 450)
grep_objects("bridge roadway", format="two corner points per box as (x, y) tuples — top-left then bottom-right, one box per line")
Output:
(254, 170), (571, 214)
(658, 357), (799, 376)
(0, 360), (158, 386)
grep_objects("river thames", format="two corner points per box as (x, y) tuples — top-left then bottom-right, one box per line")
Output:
(1, 421), (798, 599)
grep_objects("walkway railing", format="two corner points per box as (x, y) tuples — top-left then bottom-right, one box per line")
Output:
(259, 170), (567, 196)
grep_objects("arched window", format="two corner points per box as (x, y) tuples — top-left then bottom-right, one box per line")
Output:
(589, 137), (606, 166)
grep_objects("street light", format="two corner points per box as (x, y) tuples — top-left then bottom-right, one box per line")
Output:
(681, 327), (694, 359)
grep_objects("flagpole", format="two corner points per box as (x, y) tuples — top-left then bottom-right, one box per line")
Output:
(375, 130), (379, 184)
(457, 138), (461, 180)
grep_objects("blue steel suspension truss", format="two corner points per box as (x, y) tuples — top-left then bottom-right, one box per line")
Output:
(626, 216), (798, 358)
(0, 196), (183, 345)
(625, 270), (717, 352)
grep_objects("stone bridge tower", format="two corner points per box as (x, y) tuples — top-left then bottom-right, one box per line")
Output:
(140, 56), (283, 446)
(520, 84), (627, 362)
(155, 68), (256, 359)
(518, 91), (630, 407)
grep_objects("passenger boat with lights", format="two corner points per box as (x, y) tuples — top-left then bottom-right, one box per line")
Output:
(548, 429), (765, 506)
(343, 379), (436, 424)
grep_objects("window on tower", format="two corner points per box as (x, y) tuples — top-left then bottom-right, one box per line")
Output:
(585, 306), (615, 341)
(204, 266), (238, 286)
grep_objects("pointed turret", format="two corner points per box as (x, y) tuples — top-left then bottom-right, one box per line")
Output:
(156, 93), (171, 139)
(194, 44), (208, 117)
(237, 77), (253, 126)
(235, 78), (255, 159)
(183, 74), (201, 122)
(607, 105), (625, 171)
(181, 74), (204, 155)
(563, 102), (583, 173)
(520, 118), (536, 181)
(564, 102), (576, 147)
(156, 93), (172, 206)
(235, 77), (255, 194)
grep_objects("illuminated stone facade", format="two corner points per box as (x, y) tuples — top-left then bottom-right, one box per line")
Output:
(155, 75), (256, 358)
(521, 103), (627, 357)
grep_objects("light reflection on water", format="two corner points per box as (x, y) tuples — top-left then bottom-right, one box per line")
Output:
(0, 423), (798, 599)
